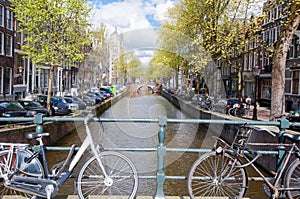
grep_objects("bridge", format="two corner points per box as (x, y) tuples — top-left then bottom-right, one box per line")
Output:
(0, 88), (298, 198)
(0, 114), (293, 199)
(135, 83), (161, 94)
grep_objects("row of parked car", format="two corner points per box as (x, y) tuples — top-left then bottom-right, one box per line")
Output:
(0, 87), (119, 123)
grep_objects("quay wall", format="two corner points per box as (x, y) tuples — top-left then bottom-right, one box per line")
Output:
(0, 89), (128, 145)
(160, 90), (279, 173)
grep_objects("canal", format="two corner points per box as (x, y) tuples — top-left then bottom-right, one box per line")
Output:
(48, 87), (267, 198)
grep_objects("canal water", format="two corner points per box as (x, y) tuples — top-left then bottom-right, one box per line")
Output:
(47, 87), (267, 198)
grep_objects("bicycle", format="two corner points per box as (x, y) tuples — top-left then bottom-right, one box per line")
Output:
(228, 103), (249, 118)
(0, 114), (138, 199)
(234, 103), (249, 118)
(187, 123), (300, 199)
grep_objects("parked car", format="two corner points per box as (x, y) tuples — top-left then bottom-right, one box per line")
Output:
(56, 97), (79, 113)
(100, 87), (114, 97)
(0, 102), (28, 123)
(214, 98), (239, 114)
(18, 100), (49, 117)
(37, 95), (70, 116)
(86, 92), (103, 104)
(63, 96), (86, 110)
(99, 91), (111, 99)
(83, 95), (95, 106)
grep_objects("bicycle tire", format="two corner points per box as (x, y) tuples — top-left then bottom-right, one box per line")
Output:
(285, 158), (300, 198)
(187, 151), (248, 199)
(76, 151), (138, 199)
(228, 108), (235, 116)
(0, 150), (44, 199)
(234, 108), (242, 117)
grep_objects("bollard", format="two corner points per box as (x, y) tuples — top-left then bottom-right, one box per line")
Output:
(34, 113), (44, 134)
(154, 115), (167, 199)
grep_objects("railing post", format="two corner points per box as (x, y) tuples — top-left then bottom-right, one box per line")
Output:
(154, 115), (167, 199)
(276, 118), (290, 172)
(34, 113), (44, 134)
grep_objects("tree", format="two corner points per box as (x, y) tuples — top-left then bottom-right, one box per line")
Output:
(11, 0), (91, 111)
(270, 0), (300, 120)
(86, 23), (109, 88)
(157, 0), (254, 98)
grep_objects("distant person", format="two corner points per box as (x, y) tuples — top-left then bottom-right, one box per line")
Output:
(109, 84), (116, 96)
(246, 96), (251, 109)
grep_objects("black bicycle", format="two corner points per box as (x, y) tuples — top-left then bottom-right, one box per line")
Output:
(188, 124), (300, 199)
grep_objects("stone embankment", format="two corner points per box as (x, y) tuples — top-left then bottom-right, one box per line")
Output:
(0, 89), (128, 144)
(160, 90), (297, 173)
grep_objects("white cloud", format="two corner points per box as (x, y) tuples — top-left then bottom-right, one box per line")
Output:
(89, 0), (176, 33)
(154, 0), (175, 22)
(88, 0), (176, 64)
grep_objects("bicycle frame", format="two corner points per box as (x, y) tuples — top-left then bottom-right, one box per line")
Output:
(0, 118), (109, 187)
(226, 141), (299, 196)
(42, 119), (109, 186)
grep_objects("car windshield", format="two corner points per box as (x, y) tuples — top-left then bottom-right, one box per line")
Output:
(57, 98), (67, 103)
(0, 102), (25, 111)
(22, 101), (43, 108)
(64, 98), (72, 103)
(72, 97), (83, 102)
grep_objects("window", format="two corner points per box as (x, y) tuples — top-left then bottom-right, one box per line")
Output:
(0, 5), (4, 27)
(289, 43), (295, 59)
(0, 66), (3, 94)
(0, 32), (4, 55)
(6, 35), (12, 56)
(17, 25), (23, 44)
(4, 67), (11, 94)
(292, 71), (299, 94)
(262, 79), (272, 99)
(6, 10), (13, 30)
(244, 54), (249, 71)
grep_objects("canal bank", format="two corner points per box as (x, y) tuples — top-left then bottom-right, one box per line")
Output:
(0, 89), (129, 144)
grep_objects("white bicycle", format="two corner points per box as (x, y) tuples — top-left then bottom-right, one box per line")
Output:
(0, 114), (138, 199)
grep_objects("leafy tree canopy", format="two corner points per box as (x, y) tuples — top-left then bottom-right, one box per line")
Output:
(11, 0), (91, 67)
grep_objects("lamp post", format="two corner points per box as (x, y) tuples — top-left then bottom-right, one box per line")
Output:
(252, 65), (261, 120)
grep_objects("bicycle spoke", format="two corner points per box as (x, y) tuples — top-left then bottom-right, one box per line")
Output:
(188, 152), (247, 198)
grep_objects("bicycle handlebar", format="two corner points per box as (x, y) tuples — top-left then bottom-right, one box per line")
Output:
(252, 126), (277, 137)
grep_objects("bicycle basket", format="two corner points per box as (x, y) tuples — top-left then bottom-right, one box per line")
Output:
(231, 126), (253, 150)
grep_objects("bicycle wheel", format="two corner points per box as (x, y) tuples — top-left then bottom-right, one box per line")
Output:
(285, 159), (300, 198)
(0, 150), (44, 199)
(228, 108), (235, 116)
(188, 151), (248, 199)
(234, 108), (242, 117)
(76, 151), (138, 199)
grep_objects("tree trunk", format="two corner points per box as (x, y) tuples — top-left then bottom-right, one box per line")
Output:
(270, 14), (300, 121)
(47, 67), (54, 112)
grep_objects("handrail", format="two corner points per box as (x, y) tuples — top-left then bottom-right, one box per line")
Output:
(0, 114), (297, 199)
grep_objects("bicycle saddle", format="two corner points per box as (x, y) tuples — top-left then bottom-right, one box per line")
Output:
(26, 132), (50, 140)
(282, 132), (300, 142)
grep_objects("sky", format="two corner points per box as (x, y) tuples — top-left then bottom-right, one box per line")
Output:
(87, 0), (177, 66)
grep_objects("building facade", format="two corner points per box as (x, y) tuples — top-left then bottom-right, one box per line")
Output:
(219, 0), (300, 112)
(0, 0), (14, 100)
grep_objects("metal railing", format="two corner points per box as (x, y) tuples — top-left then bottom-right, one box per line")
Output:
(0, 114), (299, 199)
